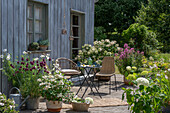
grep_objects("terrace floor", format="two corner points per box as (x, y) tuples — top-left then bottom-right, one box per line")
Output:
(20, 74), (170, 113)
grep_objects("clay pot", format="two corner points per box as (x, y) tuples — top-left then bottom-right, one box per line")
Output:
(46, 100), (62, 112)
(72, 102), (90, 112)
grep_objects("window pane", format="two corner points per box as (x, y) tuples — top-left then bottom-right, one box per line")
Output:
(28, 5), (33, 18)
(35, 20), (42, 32)
(73, 15), (79, 25)
(35, 34), (42, 42)
(35, 7), (42, 19)
(73, 27), (79, 37)
(72, 38), (79, 48)
(28, 34), (33, 44)
(27, 20), (33, 32)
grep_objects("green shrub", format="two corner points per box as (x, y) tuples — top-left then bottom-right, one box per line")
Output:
(122, 23), (159, 57)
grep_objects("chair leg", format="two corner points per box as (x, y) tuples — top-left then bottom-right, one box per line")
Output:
(114, 74), (117, 91)
(98, 78), (100, 90)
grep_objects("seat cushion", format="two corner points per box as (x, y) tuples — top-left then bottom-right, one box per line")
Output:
(61, 69), (81, 75)
(96, 72), (114, 77)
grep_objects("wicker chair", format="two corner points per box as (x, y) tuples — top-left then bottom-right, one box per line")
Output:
(96, 56), (117, 94)
(56, 57), (81, 84)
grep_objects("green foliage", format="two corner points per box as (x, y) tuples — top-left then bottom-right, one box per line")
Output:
(38, 39), (49, 46)
(135, 0), (170, 52)
(28, 42), (39, 50)
(122, 23), (159, 57)
(75, 39), (119, 64)
(122, 69), (169, 113)
(94, 26), (107, 41)
(115, 43), (144, 76)
(1, 50), (51, 98)
(0, 92), (18, 113)
(95, 0), (148, 34)
(38, 65), (73, 102)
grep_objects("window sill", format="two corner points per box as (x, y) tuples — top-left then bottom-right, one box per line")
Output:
(27, 50), (51, 54)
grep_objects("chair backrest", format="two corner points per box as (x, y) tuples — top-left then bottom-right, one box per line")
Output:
(99, 57), (115, 74)
(56, 57), (77, 69)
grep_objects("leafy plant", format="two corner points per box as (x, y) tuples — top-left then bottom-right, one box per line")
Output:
(28, 42), (39, 50)
(122, 23), (159, 57)
(38, 63), (73, 102)
(38, 39), (49, 46)
(122, 67), (169, 113)
(0, 92), (18, 113)
(75, 39), (119, 64)
(1, 50), (51, 98)
(72, 96), (93, 104)
(115, 43), (144, 77)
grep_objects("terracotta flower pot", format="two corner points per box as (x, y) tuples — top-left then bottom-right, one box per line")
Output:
(71, 102), (90, 112)
(46, 100), (62, 112)
(124, 76), (133, 85)
(39, 45), (48, 51)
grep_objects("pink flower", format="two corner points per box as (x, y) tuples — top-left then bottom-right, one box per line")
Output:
(124, 43), (129, 48)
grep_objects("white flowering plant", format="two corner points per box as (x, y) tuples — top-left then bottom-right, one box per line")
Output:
(0, 92), (18, 113)
(38, 63), (73, 102)
(72, 96), (93, 104)
(122, 69), (169, 113)
(75, 39), (119, 64)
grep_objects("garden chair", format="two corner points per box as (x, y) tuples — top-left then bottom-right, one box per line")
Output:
(95, 56), (117, 94)
(56, 57), (82, 84)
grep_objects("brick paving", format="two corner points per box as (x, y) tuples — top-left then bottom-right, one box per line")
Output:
(20, 75), (131, 113)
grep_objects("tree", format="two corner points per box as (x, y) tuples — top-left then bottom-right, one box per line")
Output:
(95, 0), (148, 34)
(135, 0), (170, 52)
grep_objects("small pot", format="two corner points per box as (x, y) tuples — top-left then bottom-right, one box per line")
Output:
(72, 102), (90, 112)
(46, 100), (62, 112)
(26, 98), (39, 110)
(39, 45), (48, 51)
(124, 76), (133, 85)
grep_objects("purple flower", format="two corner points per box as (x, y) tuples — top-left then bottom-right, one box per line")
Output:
(30, 61), (34, 65)
(33, 73), (34, 75)
(130, 48), (134, 51)
(20, 66), (22, 68)
(17, 61), (19, 64)
(30, 69), (32, 71)
(43, 59), (45, 62)
(32, 66), (36, 69)
(124, 43), (129, 48)
(36, 61), (39, 63)
(37, 64), (39, 66)
(44, 67), (46, 69)
(124, 48), (128, 53)
(47, 71), (49, 74)
(21, 57), (24, 61)
(49, 58), (51, 61)
(26, 58), (29, 61)
(25, 68), (29, 71)
(141, 52), (144, 55)
(13, 74), (15, 76)
(19, 68), (21, 71)
(21, 62), (25, 65)
(26, 65), (28, 68)
(137, 51), (140, 54)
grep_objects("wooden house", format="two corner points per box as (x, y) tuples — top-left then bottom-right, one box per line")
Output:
(0, 0), (95, 94)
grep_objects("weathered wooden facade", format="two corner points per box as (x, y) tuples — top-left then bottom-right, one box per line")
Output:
(0, 0), (95, 94)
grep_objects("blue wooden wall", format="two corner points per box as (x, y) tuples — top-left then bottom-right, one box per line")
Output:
(0, 0), (95, 94)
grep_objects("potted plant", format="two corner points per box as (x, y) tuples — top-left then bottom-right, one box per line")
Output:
(0, 92), (18, 113)
(1, 50), (50, 110)
(28, 42), (39, 51)
(38, 39), (49, 51)
(71, 96), (93, 112)
(38, 63), (73, 112)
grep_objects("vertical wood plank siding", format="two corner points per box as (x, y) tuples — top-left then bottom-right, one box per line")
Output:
(0, 0), (2, 92)
(0, 0), (94, 94)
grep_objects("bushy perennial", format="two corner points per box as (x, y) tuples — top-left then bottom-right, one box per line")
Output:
(0, 92), (18, 113)
(38, 63), (72, 102)
(75, 39), (119, 64)
(136, 77), (149, 87)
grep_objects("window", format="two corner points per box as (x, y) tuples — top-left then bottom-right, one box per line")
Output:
(70, 13), (85, 59)
(27, 2), (48, 47)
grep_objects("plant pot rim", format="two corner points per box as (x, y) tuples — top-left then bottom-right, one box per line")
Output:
(71, 102), (90, 105)
(39, 45), (48, 47)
